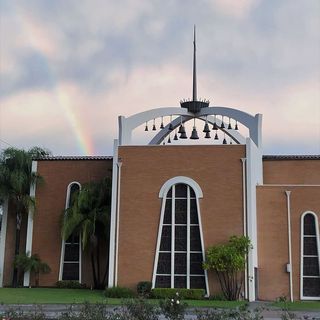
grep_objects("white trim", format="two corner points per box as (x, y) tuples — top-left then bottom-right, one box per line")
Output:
(285, 191), (293, 302)
(58, 181), (81, 282)
(23, 161), (38, 287)
(0, 198), (8, 287)
(108, 139), (119, 287)
(114, 159), (122, 286)
(300, 211), (320, 300)
(159, 177), (203, 199)
(241, 158), (248, 299)
(153, 178), (209, 294)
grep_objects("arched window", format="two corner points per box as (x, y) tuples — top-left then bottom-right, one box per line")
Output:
(301, 212), (320, 299)
(60, 182), (81, 282)
(153, 178), (208, 294)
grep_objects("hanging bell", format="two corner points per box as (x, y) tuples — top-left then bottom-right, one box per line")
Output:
(235, 121), (239, 130)
(168, 136), (171, 143)
(178, 124), (184, 134)
(203, 122), (210, 133)
(190, 127), (199, 139)
(179, 131), (187, 139)
(174, 132), (178, 140)
(160, 122), (164, 129)
(205, 131), (211, 139)
(145, 122), (149, 131)
(223, 137), (227, 144)
(212, 122), (218, 130)
(220, 121), (225, 129)
(214, 132), (219, 140)
(152, 124), (156, 131)
(228, 122), (232, 130)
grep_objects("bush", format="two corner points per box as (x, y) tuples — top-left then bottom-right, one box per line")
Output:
(137, 281), (152, 297)
(104, 286), (136, 298)
(125, 298), (159, 320)
(151, 288), (205, 300)
(159, 292), (187, 320)
(56, 280), (87, 289)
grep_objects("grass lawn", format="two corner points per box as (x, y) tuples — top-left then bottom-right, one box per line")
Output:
(0, 288), (245, 308)
(272, 300), (320, 311)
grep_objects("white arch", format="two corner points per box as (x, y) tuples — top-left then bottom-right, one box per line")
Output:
(159, 176), (203, 198)
(300, 210), (320, 300)
(119, 106), (262, 147)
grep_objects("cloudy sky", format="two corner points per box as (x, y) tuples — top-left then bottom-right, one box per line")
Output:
(0, 0), (319, 156)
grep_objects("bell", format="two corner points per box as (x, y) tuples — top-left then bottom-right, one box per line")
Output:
(152, 124), (156, 131)
(220, 121), (225, 129)
(212, 122), (218, 130)
(235, 121), (239, 130)
(180, 131), (187, 139)
(145, 123), (148, 131)
(203, 122), (210, 133)
(178, 124), (184, 133)
(160, 122), (164, 129)
(214, 132), (219, 140)
(168, 136), (171, 143)
(205, 131), (211, 139)
(228, 122), (232, 130)
(169, 123), (174, 131)
(174, 132), (178, 140)
(190, 127), (199, 139)
(223, 137), (227, 144)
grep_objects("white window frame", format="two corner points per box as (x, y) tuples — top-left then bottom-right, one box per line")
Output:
(58, 182), (82, 283)
(152, 176), (209, 295)
(300, 211), (320, 300)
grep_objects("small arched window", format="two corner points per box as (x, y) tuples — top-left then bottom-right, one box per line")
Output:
(301, 212), (320, 299)
(60, 182), (81, 282)
(153, 177), (208, 294)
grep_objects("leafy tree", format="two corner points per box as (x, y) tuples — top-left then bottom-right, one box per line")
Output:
(203, 235), (252, 301)
(14, 252), (51, 287)
(61, 177), (112, 289)
(0, 147), (51, 286)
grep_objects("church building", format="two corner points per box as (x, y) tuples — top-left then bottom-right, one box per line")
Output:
(0, 32), (319, 302)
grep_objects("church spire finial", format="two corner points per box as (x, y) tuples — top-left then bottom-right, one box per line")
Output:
(180, 26), (209, 113)
(193, 25), (197, 102)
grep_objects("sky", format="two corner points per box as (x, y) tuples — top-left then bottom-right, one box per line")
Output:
(0, 0), (319, 156)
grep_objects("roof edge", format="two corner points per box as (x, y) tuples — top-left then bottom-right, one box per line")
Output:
(34, 156), (113, 161)
(263, 155), (320, 161)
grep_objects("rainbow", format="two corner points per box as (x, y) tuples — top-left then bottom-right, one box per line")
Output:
(11, 4), (95, 155)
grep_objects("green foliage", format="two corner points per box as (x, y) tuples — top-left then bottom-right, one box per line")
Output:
(204, 235), (252, 301)
(151, 288), (205, 300)
(125, 298), (159, 320)
(104, 286), (136, 298)
(137, 281), (152, 297)
(14, 252), (51, 287)
(56, 280), (87, 289)
(1, 305), (46, 320)
(159, 291), (187, 320)
(61, 177), (112, 289)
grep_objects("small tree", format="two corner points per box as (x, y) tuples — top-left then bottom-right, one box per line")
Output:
(203, 235), (252, 301)
(14, 252), (51, 287)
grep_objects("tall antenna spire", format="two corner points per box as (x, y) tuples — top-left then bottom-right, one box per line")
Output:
(180, 26), (209, 113)
(193, 25), (197, 101)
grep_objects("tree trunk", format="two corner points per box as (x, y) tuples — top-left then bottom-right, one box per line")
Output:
(12, 211), (22, 287)
(90, 251), (98, 289)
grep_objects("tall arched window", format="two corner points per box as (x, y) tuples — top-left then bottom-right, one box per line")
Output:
(153, 177), (208, 294)
(301, 212), (320, 299)
(59, 182), (81, 282)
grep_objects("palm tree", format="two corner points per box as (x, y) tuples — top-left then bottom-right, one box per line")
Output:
(14, 252), (51, 287)
(62, 177), (112, 289)
(0, 147), (51, 286)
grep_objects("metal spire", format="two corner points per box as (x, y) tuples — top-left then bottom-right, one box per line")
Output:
(193, 25), (197, 101)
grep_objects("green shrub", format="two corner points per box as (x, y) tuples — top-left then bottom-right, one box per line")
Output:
(151, 288), (205, 300)
(125, 298), (159, 320)
(137, 281), (152, 297)
(104, 286), (136, 298)
(159, 292), (187, 320)
(56, 280), (87, 289)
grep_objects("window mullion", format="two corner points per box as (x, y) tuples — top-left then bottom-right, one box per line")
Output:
(187, 186), (190, 289)
(171, 185), (175, 289)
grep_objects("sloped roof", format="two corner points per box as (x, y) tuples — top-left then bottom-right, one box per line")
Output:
(263, 155), (320, 161)
(34, 156), (113, 161)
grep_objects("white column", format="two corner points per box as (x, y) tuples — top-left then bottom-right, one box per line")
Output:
(0, 198), (9, 287)
(23, 161), (38, 287)
(285, 190), (293, 302)
(108, 139), (119, 287)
